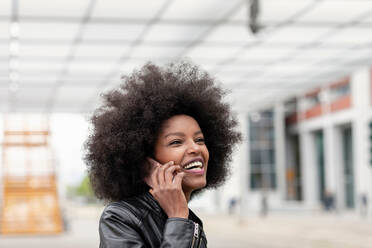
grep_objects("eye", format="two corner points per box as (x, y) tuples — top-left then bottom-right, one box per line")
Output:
(169, 140), (182, 146)
(195, 137), (205, 144)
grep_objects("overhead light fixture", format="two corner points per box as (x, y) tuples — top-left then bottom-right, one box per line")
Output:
(9, 2), (20, 97)
(9, 21), (19, 38)
(9, 58), (19, 70)
(9, 82), (19, 93)
(9, 72), (19, 82)
(9, 40), (19, 55)
(248, 0), (261, 34)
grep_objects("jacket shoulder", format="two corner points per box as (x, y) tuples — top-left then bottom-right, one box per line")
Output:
(101, 193), (161, 226)
(99, 195), (158, 248)
(101, 201), (143, 225)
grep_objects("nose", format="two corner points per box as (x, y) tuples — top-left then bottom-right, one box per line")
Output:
(186, 140), (201, 155)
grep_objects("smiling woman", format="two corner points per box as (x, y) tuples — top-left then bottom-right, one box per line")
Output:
(84, 61), (241, 248)
(152, 115), (210, 204)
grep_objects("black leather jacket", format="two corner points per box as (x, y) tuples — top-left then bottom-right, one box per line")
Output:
(99, 192), (207, 248)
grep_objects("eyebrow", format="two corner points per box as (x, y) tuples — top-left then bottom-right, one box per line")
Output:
(164, 130), (202, 138)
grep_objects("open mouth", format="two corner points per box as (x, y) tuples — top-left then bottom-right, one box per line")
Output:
(184, 161), (203, 171)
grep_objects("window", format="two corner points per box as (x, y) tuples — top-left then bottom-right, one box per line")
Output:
(249, 110), (277, 190)
(330, 82), (350, 102)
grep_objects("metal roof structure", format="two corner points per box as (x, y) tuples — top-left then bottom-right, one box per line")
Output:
(0, 0), (372, 113)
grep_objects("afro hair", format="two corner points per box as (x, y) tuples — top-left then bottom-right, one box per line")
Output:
(84, 61), (241, 202)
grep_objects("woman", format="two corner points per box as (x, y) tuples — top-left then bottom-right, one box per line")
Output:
(85, 61), (241, 248)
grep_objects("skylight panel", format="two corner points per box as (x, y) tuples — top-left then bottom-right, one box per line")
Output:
(162, 0), (242, 21)
(143, 24), (210, 43)
(19, 0), (90, 18)
(297, 1), (372, 23)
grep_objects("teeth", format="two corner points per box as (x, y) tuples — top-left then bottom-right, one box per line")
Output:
(184, 161), (202, 169)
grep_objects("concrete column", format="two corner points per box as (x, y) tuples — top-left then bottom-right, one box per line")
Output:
(333, 126), (345, 209)
(320, 87), (338, 201)
(351, 67), (371, 213)
(274, 102), (286, 201)
(324, 125), (337, 195)
(214, 190), (221, 212)
(297, 96), (319, 208)
(299, 130), (318, 208)
(217, 113), (248, 213)
(237, 112), (249, 216)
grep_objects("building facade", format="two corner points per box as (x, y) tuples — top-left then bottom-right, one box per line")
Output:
(194, 66), (372, 216)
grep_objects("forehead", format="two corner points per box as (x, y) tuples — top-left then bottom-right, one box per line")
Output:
(160, 115), (200, 132)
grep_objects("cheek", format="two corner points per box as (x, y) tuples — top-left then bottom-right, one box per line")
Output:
(154, 147), (184, 165)
(203, 147), (210, 163)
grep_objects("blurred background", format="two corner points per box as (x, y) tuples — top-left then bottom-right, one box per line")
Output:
(0, 0), (372, 247)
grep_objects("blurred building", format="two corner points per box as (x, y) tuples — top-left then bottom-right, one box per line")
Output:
(205, 66), (372, 216)
(0, 115), (63, 234)
(1, 0), (372, 220)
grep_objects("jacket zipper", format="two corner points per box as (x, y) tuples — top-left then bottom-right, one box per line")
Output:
(197, 237), (203, 248)
(191, 222), (199, 248)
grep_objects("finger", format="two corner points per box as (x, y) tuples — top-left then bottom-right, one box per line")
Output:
(145, 167), (160, 188)
(173, 171), (185, 186)
(145, 157), (162, 186)
(146, 157), (160, 171)
(157, 161), (174, 187)
(144, 175), (152, 187)
(147, 157), (158, 165)
(165, 165), (182, 184)
(145, 157), (159, 180)
(148, 165), (160, 187)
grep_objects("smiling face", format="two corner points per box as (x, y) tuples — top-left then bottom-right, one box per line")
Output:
(154, 114), (209, 196)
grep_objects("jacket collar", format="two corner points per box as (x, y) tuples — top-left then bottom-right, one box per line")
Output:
(142, 191), (203, 227)
(142, 191), (168, 217)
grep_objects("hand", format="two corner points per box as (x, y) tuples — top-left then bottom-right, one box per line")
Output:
(144, 158), (189, 219)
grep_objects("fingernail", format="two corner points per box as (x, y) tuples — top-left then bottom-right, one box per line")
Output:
(169, 161), (174, 165)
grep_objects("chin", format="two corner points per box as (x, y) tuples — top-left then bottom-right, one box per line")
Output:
(184, 179), (207, 192)
(193, 180), (207, 190)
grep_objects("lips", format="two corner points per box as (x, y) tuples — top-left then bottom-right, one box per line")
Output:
(182, 158), (204, 168)
(181, 158), (205, 174)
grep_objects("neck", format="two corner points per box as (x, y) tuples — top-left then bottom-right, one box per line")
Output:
(184, 189), (191, 202)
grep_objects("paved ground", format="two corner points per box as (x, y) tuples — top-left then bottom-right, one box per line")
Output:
(203, 213), (372, 248)
(0, 205), (371, 248)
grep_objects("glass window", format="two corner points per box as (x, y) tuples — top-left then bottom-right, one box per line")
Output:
(330, 82), (350, 101)
(249, 109), (276, 190)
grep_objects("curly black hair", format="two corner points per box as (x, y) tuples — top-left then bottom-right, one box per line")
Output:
(84, 61), (241, 202)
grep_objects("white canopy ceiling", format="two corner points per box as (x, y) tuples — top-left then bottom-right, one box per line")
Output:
(0, 0), (372, 113)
